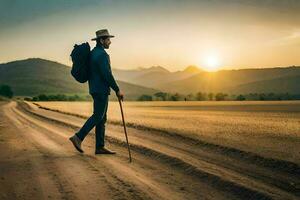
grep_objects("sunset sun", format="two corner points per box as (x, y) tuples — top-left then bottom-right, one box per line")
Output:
(203, 54), (221, 71)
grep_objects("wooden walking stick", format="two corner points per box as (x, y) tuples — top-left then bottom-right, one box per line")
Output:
(118, 98), (132, 162)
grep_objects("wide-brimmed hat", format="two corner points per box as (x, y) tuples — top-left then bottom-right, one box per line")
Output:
(91, 29), (115, 41)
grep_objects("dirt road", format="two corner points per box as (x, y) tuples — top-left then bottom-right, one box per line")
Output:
(0, 101), (299, 199)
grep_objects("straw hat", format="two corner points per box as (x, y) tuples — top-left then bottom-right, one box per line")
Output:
(91, 29), (115, 41)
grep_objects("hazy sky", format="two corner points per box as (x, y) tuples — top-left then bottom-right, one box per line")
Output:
(0, 0), (300, 71)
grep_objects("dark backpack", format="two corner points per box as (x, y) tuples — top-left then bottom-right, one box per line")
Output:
(70, 42), (91, 83)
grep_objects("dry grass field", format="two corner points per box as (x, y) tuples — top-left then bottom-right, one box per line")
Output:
(35, 101), (300, 165)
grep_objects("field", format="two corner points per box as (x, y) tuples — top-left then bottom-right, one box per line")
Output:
(35, 100), (300, 164)
(1, 100), (299, 199)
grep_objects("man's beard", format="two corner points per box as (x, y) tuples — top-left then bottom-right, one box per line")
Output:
(103, 44), (110, 49)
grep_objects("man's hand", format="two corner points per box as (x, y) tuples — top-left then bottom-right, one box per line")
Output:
(116, 90), (124, 101)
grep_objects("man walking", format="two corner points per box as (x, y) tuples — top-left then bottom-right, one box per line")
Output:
(69, 29), (124, 154)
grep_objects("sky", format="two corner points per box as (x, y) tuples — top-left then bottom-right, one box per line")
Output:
(0, 0), (300, 71)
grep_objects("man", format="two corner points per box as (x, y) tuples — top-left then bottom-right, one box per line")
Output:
(69, 29), (124, 154)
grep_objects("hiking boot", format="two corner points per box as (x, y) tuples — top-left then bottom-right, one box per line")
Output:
(95, 147), (116, 155)
(69, 134), (84, 153)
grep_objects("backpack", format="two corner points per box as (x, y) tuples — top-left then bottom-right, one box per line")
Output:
(70, 42), (91, 83)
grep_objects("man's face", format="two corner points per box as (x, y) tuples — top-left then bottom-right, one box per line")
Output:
(101, 38), (111, 49)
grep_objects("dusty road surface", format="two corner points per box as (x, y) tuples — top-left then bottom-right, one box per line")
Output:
(0, 101), (299, 200)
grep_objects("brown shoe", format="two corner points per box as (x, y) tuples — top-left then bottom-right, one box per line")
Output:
(95, 147), (116, 155)
(69, 134), (84, 153)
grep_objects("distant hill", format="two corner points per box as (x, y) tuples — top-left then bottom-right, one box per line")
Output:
(113, 65), (203, 88)
(0, 58), (159, 99)
(112, 66), (170, 82)
(2, 58), (299, 97)
(227, 75), (300, 94)
(156, 66), (300, 94)
(183, 65), (204, 73)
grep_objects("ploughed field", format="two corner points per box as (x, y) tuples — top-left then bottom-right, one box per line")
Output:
(0, 100), (299, 200)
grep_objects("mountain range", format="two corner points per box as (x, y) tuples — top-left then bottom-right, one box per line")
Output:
(0, 58), (159, 99)
(114, 65), (300, 94)
(0, 58), (299, 99)
(112, 65), (203, 88)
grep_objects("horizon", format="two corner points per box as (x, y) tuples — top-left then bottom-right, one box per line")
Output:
(2, 57), (300, 73)
(1, 0), (300, 71)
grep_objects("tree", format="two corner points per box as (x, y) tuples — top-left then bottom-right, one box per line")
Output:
(196, 92), (206, 101)
(246, 93), (259, 100)
(259, 93), (266, 101)
(208, 93), (214, 101)
(32, 97), (39, 101)
(186, 93), (194, 101)
(138, 94), (152, 101)
(37, 94), (48, 101)
(24, 97), (32, 101)
(170, 93), (180, 101)
(215, 93), (228, 101)
(68, 95), (80, 101)
(281, 93), (291, 100)
(267, 93), (276, 100)
(154, 92), (167, 101)
(0, 85), (13, 98)
(236, 95), (246, 101)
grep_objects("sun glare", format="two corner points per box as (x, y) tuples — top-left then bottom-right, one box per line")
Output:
(202, 54), (221, 71)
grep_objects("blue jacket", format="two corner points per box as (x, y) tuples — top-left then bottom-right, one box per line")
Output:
(88, 44), (120, 95)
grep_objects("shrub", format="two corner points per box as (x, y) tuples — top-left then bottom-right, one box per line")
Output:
(236, 95), (246, 101)
(215, 93), (228, 101)
(138, 94), (153, 101)
(0, 85), (13, 98)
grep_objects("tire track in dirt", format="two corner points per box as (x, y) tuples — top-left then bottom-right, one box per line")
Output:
(8, 101), (229, 200)
(21, 101), (300, 199)
(4, 102), (155, 200)
(15, 101), (300, 200)
(1, 102), (74, 200)
(31, 101), (300, 176)
(106, 126), (300, 197)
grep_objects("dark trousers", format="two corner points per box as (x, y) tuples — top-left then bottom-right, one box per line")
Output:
(76, 93), (108, 149)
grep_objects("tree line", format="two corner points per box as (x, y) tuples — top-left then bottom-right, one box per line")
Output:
(1, 84), (300, 101)
(138, 92), (300, 101)
(24, 94), (92, 101)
